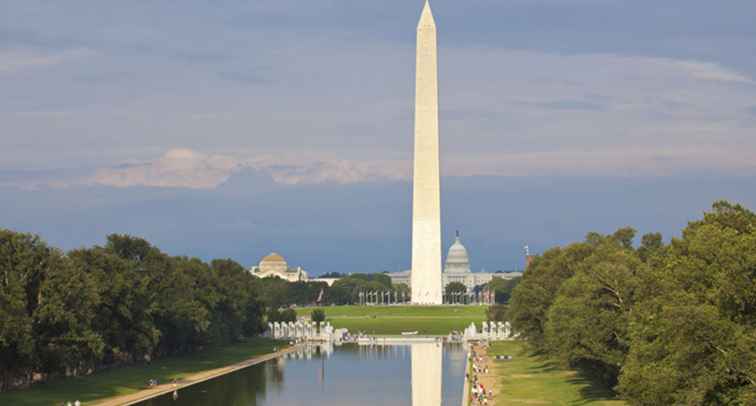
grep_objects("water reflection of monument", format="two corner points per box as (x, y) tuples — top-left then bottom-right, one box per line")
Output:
(278, 342), (454, 405)
(411, 342), (443, 406)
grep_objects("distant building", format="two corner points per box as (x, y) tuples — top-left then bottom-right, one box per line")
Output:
(250, 252), (308, 282)
(388, 233), (522, 292)
(309, 277), (340, 287)
(525, 245), (534, 270)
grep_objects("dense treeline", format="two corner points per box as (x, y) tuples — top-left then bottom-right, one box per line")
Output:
(507, 201), (756, 405)
(486, 276), (520, 304)
(250, 272), (408, 307)
(326, 273), (409, 305)
(0, 233), (266, 391)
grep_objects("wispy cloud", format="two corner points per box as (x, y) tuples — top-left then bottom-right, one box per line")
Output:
(91, 149), (239, 189)
(14, 142), (753, 191)
(676, 61), (754, 84)
(0, 48), (93, 74)
(86, 149), (409, 189)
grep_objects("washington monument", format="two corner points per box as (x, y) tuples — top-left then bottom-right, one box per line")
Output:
(411, 0), (443, 305)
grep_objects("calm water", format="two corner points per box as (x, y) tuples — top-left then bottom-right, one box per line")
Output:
(140, 342), (467, 406)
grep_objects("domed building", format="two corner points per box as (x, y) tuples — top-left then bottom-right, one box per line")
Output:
(388, 232), (522, 294)
(444, 232), (471, 277)
(250, 252), (308, 283)
(441, 232), (498, 291)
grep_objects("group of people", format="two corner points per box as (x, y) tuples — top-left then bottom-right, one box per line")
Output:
(468, 343), (494, 405)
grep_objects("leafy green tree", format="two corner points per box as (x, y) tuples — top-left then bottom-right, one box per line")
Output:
(69, 247), (158, 364)
(33, 252), (104, 377)
(280, 309), (297, 323)
(545, 237), (645, 386)
(445, 282), (467, 300)
(393, 283), (410, 303)
(507, 242), (594, 349)
(486, 277), (521, 304)
(612, 227), (636, 250)
(0, 230), (46, 389)
(252, 277), (290, 309)
(619, 201), (756, 404)
(105, 234), (155, 263)
(636, 232), (664, 264)
(486, 305), (508, 322)
(0, 231), (271, 390)
(311, 309), (326, 324)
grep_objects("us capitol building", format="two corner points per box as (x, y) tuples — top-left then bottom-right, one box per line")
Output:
(388, 232), (522, 292)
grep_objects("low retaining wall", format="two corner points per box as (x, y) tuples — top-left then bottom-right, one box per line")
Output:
(461, 350), (471, 406)
(95, 346), (297, 406)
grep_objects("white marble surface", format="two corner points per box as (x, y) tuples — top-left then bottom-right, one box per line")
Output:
(411, 0), (443, 305)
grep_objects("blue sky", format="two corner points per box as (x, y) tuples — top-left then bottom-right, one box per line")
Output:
(1, 0), (755, 273)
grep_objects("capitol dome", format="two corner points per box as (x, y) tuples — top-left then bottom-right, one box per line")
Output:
(444, 233), (471, 274)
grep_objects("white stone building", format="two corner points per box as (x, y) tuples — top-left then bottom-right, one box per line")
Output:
(250, 252), (308, 283)
(389, 234), (522, 292)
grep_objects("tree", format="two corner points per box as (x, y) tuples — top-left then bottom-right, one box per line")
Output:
(611, 227), (636, 250)
(544, 238), (645, 386)
(105, 234), (154, 263)
(486, 277), (521, 304)
(311, 309), (326, 331)
(507, 242), (595, 349)
(619, 202), (756, 404)
(0, 231), (271, 391)
(394, 283), (410, 303)
(33, 252), (104, 377)
(280, 309), (297, 323)
(0, 230), (45, 389)
(70, 247), (158, 365)
(486, 305), (508, 322)
(252, 277), (290, 309)
(445, 282), (467, 303)
(637, 232), (663, 264)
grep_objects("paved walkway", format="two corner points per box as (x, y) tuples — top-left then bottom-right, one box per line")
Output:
(468, 342), (499, 405)
(94, 346), (295, 406)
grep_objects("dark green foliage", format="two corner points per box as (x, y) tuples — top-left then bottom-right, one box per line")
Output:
(327, 273), (403, 305)
(445, 281), (467, 297)
(0, 232), (267, 392)
(311, 309), (326, 323)
(486, 305), (508, 322)
(508, 242), (595, 348)
(619, 201), (756, 405)
(266, 308), (296, 323)
(545, 239), (644, 387)
(486, 277), (521, 304)
(507, 201), (756, 404)
(0, 230), (51, 390)
(280, 309), (297, 323)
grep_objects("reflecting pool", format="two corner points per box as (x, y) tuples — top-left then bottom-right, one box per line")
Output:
(139, 342), (467, 406)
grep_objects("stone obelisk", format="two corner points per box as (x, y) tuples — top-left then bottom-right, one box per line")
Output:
(411, 0), (443, 305)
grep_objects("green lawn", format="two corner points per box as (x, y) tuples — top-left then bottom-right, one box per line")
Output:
(296, 305), (486, 335)
(488, 341), (626, 406)
(0, 338), (281, 406)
